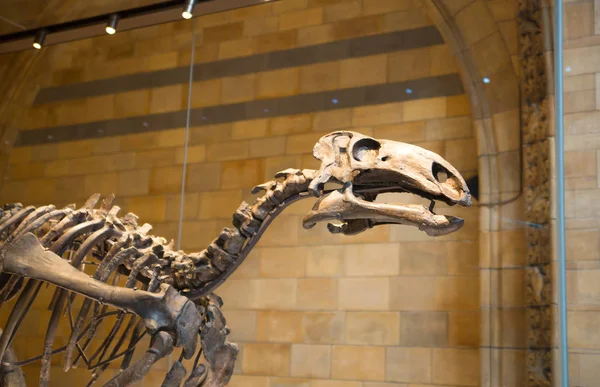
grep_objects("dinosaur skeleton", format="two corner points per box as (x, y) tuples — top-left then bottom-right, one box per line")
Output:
(0, 130), (471, 386)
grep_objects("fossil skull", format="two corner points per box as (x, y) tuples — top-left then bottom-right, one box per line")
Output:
(303, 131), (472, 237)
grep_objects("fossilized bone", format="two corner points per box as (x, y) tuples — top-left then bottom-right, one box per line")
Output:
(0, 131), (471, 386)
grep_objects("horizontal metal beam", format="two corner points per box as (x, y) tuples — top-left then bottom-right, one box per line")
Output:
(0, 0), (276, 55)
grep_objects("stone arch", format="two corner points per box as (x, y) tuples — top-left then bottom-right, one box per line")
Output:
(419, 1), (526, 386)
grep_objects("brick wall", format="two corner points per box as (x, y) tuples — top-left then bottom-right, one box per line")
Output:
(0, 0), (481, 385)
(563, 1), (600, 385)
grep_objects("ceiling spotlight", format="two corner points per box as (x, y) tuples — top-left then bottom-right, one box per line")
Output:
(182, 0), (196, 19)
(32, 29), (47, 49)
(483, 77), (491, 84)
(106, 14), (119, 35)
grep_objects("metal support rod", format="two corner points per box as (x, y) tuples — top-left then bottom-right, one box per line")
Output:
(553, 0), (569, 386)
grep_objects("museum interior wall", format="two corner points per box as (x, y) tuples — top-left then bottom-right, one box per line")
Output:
(0, 0), (597, 386)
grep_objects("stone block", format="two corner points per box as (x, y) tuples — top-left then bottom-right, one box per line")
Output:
(397, 243), (446, 275)
(263, 155), (303, 180)
(346, 312), (400, 345)
(565, 151), (596, 178)
(352, 102), (403, 126)
(297, 278), (337, 309)
(313, 109), (352, 132)
(340, 54), (387, 88)
(56, 140), (92, 160)
(313, 381), (361, 387)
(242, 343), (291, 376)
(432, 349), (479, 386)
(258, 68), (300, 99)
(150, 85), (184, 113)
(271, 378), (310, 387)
(384, 8), (433, 32)
(399, 311), (448, 346)
(157, 128), (186, 148)
(339, 278), (389, 310)
(388, 47), (431, 83)
(435, 276), (479, 311)
(324, 1), (362, 22)
(212, 279), (259, 310)
(8, 147), (31, 165)
(471, 31), (512, 78)
(331, 345), (385, 381)
(303, 312), (345, 344)
(257, 311), (304, 342)
(176, 144), (206, 164)
(254, 30), (297, 53)
(389, 276), (437, 310)
(291, 344), (331, 378)
(448, 311), (480, 347)
(362, 0), (413, 15)
(272, 0), (307, 15)
(257, 279), (297, 309)
(286, 132), (325, 154)
(198, 190), (242, 219)
(92, 137), (121, 155)
(126, 195), (167, 223)
(219, 38), (254, 59)
(150, 166), (182, 194)
(84, 172), (119, 198)
(190, 79), (221, 108)
(190, 123), (232, 144)
(165, 193), (199, 221)
(221, 74), (256, 104)
(270, 114), (312, 135)
(249, 137), (287, 158)
(226, 310), (257, 342)
(280, 8), (323, 30)
(185, 163), (221, 192)
(445, 138), (478, 171)
(135, 149), (177, 169)
(446, 94), (471, 117)
(221, 159), (263, 189)
(425, 116), (472, 141)
(343, 243), (400, 276)
(228, 375), (269, 387)
(373, 121), (426, 143)
(232, 119), (269, 139)
(403, 97), (447, 122)
(333, 15), (384, 40)
(260, 215), (300, 246)
(259, 246), (307, 277)
(297, 25), (334, 46)
(207, 141), (249, 161)
(565, 1), (593, 39)
(121, 133), (159, 151)
(454, 1), (497, 45)
(179, 220), (219, 250)
(385, 347), (431, 383)
(203, 22), (244, 44)
(565, 89), (595, 114)
(430, 44), (459, 76)
(244, 16), (279, 37)
(118, 169), (150, 196)
(306, 246), (344, 277)
(300, 62), (340, 93)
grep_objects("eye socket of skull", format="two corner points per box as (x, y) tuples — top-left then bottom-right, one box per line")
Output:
(351, 138), (381, 163)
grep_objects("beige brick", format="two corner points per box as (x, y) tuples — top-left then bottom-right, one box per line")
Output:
(344, 243), (399, 276)
(126, 195), (167, 223)
(306, 246), (344, 277)
(257, 279), (297, 309)
(300, 62), (340, 93)
(430, 44), (459, 76)
(263, 155), (303, 180)
(249, 137), (287, 158)
(400, 311), (448, 346)
(390, 277), (437, 310)
(257, 68), (300, 98)
(313, 381), (361, 387)
(226, 310), (257, 342)
(339, 278), (389, 310)
(565, 89), (595, 113)
(8, 162), (45, 181)
(8, 147), (31, 165)
(118, 169), (149, 196)
(156, 128), (186, 148)
(352, 103), (403, 126)
(243, 343), (291, 376)
(85, 94), (115, 122)
(190, 79), (221, 108)
(92, 137), (121, 155)
(386, 347), (432, 383)
(445, 138), (478, 171)
(291, 344), (331, 378)
(332, 346), (385, 381)
(273, 0), (307, 14)
(346, 312), (399, 345)
(150, 84), (184, 113)
(388, 47), (431, 82)
(446, 95), (471, 117)
(425, 116), (472, 140)
(207, 141), (249, 161)
(165, 193), (199, 221)
(449, 311), (480, 347)
(0, 181), (25, 204)
(297, 25), (334, 46)
(303, 312), (345, 344)
(185, 163), (221, 192)
(222, 74), (256, 103)
(232, 119), (269, 139)
(565, 1), (593, 39)
(280, 8), (323, 30)
(396, 244), (446, 276)
(286, 132), (324, 154)
(189, 123), (232, 145)
(403, 97), (447, 122)
(219, 38), (254, 59)
(340, 55), (387, 88)
(454, 1), (496, 45)
(150, 166), (182, 194)
(324, 1), (361, 22)
(565, 151), (596, 177)
(221, 159), (263, 189)
(313, 109), (352, 132)
(271, 378), (310, 387)
(84, 172), (119, 197)
(432, 349), (479, 386)
(203, 21), (244, 44)
(297, 278), (337, 310)
(228, 375), (269, 387)
(260, 215), (299, 246)
(198, 190), (242, 219)
(244, 16), (279, 37)
(176, 144), (206, 164)
(121, 132), (159, 151)
(257, 311), (303, 342)
(135, 149), (176, 168)
(373, 121), (426, 143)
(260, 246), (307, 277)
(254, 30), (297, 53)
(56, 140), (92, 159)
(270, 114), (312, 135)
(362, 0), (412, 15)
(333, 15), (383, 40)
(435, 276), (479, 310)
